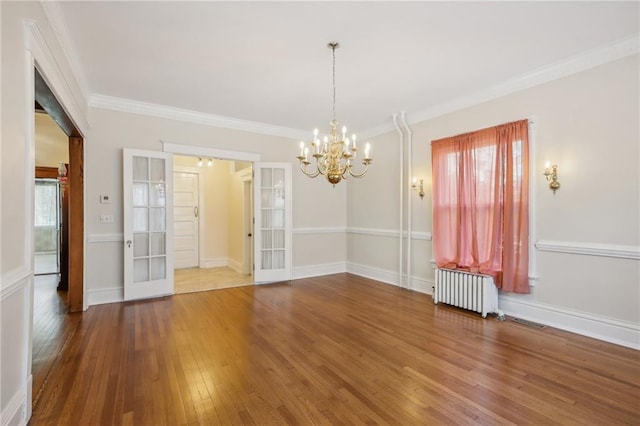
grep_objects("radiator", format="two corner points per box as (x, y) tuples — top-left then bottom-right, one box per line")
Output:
(434, 268), (502, 319)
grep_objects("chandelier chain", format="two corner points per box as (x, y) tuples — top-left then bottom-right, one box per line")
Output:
(332, 44), (336, 122)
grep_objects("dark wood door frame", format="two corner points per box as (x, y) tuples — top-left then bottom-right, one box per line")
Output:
(34, 69), (84, 312)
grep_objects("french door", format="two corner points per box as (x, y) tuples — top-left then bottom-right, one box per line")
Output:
(123, 149), (174, 300)
(253, 163), (292, 283)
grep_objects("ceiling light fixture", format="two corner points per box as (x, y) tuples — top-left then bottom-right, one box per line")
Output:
(296, 42), (372, 186)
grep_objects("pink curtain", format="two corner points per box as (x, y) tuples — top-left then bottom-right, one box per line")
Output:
(432, 119), (529, 293)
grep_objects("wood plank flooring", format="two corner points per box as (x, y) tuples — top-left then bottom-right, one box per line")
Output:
(30, 273), (640, 425)
(31, 275), (81, 407)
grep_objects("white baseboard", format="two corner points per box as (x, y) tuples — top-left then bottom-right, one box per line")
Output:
(227, 258), (243, 273)
(347, 262), (399, 286)
(499, 295), (640, 350)
(410, 276), (434, 296)
(87, 286), (124, 306)
(292, 262), (346, 280)
(201, 257), (228, 268)
(346, 262), (433, 295)
(25, 375), (32, 424)
(1, 385), (26, 426)
(347, 261), (638, 349)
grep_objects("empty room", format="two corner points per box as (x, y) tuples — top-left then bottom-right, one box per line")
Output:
(1, 1), (639, 425)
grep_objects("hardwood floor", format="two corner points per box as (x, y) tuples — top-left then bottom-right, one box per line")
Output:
(31, 274), (639, 425)
(31, 275), (81, 407)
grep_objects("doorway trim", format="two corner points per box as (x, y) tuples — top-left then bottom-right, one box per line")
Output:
(162, 142), (260, 280)
(24, 19), (89, 419)
(162, 142), (261, 163)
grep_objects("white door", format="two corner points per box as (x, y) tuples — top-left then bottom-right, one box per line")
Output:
(253, 163), (292, 283)
(242, 179), (253, 275)
(123, 149), (174, 301)
(173, 171), (199, 269)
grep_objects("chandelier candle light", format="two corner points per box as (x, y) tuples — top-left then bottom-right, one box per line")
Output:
(296, 42), (372, 186)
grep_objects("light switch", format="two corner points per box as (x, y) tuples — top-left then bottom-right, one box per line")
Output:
(99, 215), (114, 223)
(100, 194), (112, 204)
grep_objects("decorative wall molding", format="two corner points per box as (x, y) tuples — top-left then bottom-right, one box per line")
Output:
(362, 35), (640, 139)
(536, 240), (640, 260)
(346, 262), (433, 295)
(347, 227), (432, 241)
(347, 262), (399, 286)
(292, 262), (347, 280)
(39, 0), (91, 102)
(499, 295), (640, 350)
(293, 227), (347, 235)
(86, 228), (435, 243)
(24, 20), (90, 134)
(0, 267), (31, 301)
(26, 375), (32, 423)
(91, 94), (308, 140)
(163, 141), (261, 162)
(87, 233), (124, 243)
(87, 286), (123, 306)
(1, 385), (26, 426)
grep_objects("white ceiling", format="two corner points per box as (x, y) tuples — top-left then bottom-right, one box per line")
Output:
(54, 1), (639, 137)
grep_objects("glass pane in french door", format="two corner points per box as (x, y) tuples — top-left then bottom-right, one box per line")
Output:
(132, 155), (167, 283)
(253, 162), (291, 284)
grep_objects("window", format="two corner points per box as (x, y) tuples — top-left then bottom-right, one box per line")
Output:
(431, 119), (530, 293)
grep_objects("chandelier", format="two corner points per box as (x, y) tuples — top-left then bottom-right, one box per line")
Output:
(296, 42), (372, 186)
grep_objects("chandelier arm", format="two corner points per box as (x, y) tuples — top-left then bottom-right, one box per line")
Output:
(346, 164), (371, 179)
(298, 162), (322, 178)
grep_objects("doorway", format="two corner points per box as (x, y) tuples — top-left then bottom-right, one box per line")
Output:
(31, 69), (85, 409)
(172, 155), (254, 293)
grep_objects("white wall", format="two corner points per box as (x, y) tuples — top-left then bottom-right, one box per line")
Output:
(347, 55), (640, 348)
(35, 113), (68, 167)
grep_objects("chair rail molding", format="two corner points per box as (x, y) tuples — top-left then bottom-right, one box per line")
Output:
(347, 227), (432, 241)
(535, 240), (640, 260)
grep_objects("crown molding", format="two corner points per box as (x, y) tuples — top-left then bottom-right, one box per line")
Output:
(363, 34), (640, 139)
(89, 94), (309, 140)
(85, 34), (638, 141)
(24, 20), (90, 135)
(40, 0), (91, 103)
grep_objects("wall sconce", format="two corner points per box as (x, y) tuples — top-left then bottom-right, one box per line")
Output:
(197, 157), (203, 167)
(207, 158), (213, 167)
(543, 162), (560, 194)
(411, 177), (425, 199)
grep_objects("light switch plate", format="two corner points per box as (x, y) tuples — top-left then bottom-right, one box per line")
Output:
(100, 194), (112, 204)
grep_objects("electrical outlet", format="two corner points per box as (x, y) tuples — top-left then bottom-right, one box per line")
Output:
(99, 215), (114, 223)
